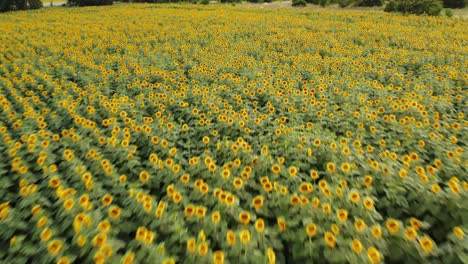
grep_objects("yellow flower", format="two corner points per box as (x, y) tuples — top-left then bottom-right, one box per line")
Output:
(139, 170), (150, 184)
(187, 237), (196, 253)
(367, 247), (381, 264)
(386, 218), (400, 235)
(371, 225), (382, 239)
(255, 218), (265, 233)
(240, 229), (251, 244)
(310, 170), (319, 180)
(144, 230), (155, 244)
(226, 230), (236, 246)
(47, 239), (63, 255)
(453, 226), (464, 239)
(10, 236), (16, 247)
(49, 177), (61, 188)
(267, 247), (276, 264)
(410, 218), (421, 231)
(31, 205), (42, 216)
(349, 191), (360, 203)
(63, 198), (75, 211)
(40, 228), (52, 242)
(271, 164), (281, 174)
(122, 252), (135, 264)
(322, 203), (331, 214)
(252, 195), (264, 210)
(162, 258), (175, 264)
(101, 194), (113, 206)
(184, 204), (195, 218)
(56, 256), (70, 264)
(324, 232), (336, 248)
(195, 206), (207, 218)
(108, 206), (121, 219)
(277, 217), (286, 231)
(92, 232), (107, 248)
(238, 211), (251, 225)
(77, 235), (86, 247)
(198, 241), (208, 256)
(136, 226), (147, 241)
(340, 162), (351, 173)
(288, 166), (298, 177)
(37, 216), (48, 228)
(213, 251), (224, 264)
(326, 162), (336, 173)
(404, 227), (418, 241)
(306, 223), (317, 237)
(363, 197), (374, 210)
(336, 209), (348, 223)
(419, 236), (434, 253)
(351, 239), (363, 254)
(354, 219), (367, 232)
(211, 211), (221, 224)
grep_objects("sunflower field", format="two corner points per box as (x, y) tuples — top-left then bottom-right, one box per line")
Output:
(0, 4), (467, 264)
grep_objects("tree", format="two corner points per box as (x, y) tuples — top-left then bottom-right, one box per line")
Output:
(0, 0), (42, 12)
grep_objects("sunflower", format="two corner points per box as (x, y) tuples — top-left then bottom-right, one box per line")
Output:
(453, 226), (464, 239)
(239, 211), (251, 225)
(386, 218), (400, 235)
(47, 239), (63, 255)
(371, 225), (382, 239)
(211, 211), (221, 224)
(271, 164), (281, 174)
(40, 228), (52, 242)
(419, 236), (434, 253)
(367, 247), (381, 264)
(351, 239), (363, 254)
(108, 206), (121, 219)
(187, 238), (196, 253)
(240, 229), (251, 244)
(306, 223), (317, 237)
(404, 227), (417, 241)
(213, 251), (224, 264)
(252, 195), (264, 210)
(288, 166), (298, 177)
(226, 230), (236, 246)
(139, 170), (150, 184)
(337, 209), (348, 223)
(277, 217), (286, 231)
(255, 218), (265, 233)
(324, 232), (336, 248)
(198, 242), (208, 256)
(56, 256), (70, 264)
(363, 197), (374, 210)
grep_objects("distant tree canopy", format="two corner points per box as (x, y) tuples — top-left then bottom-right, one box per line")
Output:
(306, 0), (382, 7)
(0, 0), (42, 12)
(67, 0), (112, 6)
(442, 0), (466, 8)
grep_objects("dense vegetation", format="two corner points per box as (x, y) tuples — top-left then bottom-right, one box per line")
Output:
(0, 3), (467, 264)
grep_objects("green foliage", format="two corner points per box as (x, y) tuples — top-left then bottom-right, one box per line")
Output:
(27, 0), (41, 8)
(0, 0), (41, 12)
(292, 0), (307, 6)
(357, 0), (382, 6)
(68, 0), (112, 5)
(442, 7), (454, 15)
(442, 0), (466, 8)
(337, 0), (353, 7)
(319, 0), (330, 6)
(384, 0), (443, 15)
(199, 0), (209, 4)
(220, 0), (241, 3)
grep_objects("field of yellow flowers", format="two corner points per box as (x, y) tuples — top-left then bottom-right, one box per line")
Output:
(0, 4), (467, 264)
